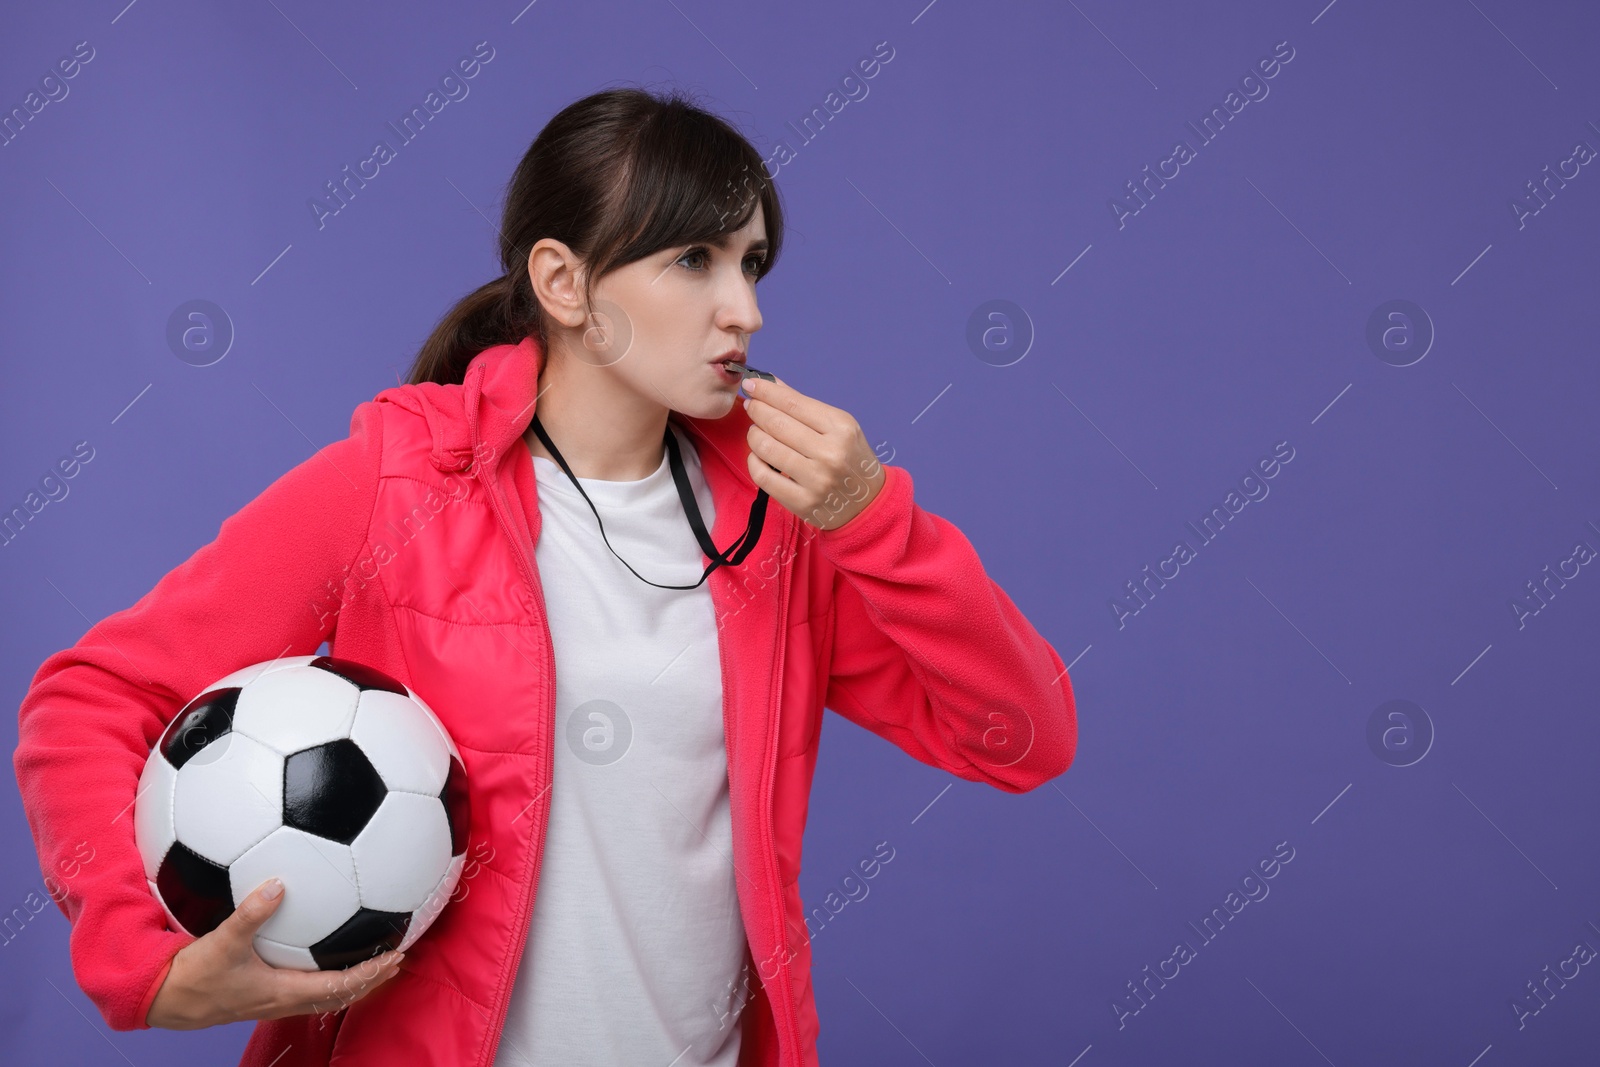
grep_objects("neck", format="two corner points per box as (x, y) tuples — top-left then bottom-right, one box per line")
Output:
(523, 346), (669, 481)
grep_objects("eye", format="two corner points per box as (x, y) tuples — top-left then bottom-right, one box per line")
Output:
(675, 246), (768, 277)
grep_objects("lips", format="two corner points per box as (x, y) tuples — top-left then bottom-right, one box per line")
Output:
(714, 352), (746, 384)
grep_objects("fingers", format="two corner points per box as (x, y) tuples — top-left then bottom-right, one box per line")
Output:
(745, 404), (825, 476)
(273, 950), (406, 1019)
(153, 876), (409, 1028)
(747, 452), (804, 516)
(220, 878), (286, 945)
(746, 425), (808, 481)
(743, 376), (834, 443)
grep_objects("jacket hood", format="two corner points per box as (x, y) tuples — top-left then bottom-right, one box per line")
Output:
(371, 334), (758, 485)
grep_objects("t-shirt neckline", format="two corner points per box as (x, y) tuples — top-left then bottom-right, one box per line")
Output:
(530, 426), (694, 507)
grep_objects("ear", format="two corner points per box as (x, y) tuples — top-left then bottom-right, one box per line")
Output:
(526, 239), (587, 329)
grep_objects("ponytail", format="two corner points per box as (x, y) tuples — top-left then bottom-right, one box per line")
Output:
(406, 271), (537, 387)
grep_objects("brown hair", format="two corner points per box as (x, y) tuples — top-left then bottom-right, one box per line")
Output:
(406, 85), (784, 386)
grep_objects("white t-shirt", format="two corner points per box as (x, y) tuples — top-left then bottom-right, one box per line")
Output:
(491, 422), (749, 1067)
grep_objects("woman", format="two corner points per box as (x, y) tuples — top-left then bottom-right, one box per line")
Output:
(13, 87), (1077, 1066)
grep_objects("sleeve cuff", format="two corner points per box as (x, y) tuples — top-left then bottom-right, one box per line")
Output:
(815, 463), (910, 561)
(133, 946), (180, 1030)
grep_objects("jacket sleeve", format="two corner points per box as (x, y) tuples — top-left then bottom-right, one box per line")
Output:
(10, 400), (385, 1031)
(816, 463), (1076, 793)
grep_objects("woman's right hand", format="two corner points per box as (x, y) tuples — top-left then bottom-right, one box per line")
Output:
(145, 878), (405, 1030)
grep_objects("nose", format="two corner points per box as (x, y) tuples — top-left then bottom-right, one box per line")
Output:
(717, 272), (762, 338)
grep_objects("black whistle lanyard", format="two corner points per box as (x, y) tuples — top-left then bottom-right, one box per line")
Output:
(527, 411), (769, 590)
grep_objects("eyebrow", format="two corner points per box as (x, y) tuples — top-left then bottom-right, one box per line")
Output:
(706, 235), (769, 252)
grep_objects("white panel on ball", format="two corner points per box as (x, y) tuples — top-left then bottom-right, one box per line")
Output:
(229, 826), (362, 947)
(349, 690), (451, 795)
(253, 936), (319, 971)
(405, 689), (462, 762)
(350, 792), (452, 914)
(200, 655), (319, 696)
(134, 754), (177, 881)
(171, 732), (284, 866)
(400, 852), (467, 952)
(232, 666), (361, 755)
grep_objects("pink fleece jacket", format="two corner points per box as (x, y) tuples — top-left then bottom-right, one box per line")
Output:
(12, 335), (1077, 1065)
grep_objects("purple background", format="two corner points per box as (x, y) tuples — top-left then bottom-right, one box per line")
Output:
(4, 0), (1599, 1063)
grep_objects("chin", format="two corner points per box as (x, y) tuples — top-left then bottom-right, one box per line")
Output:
(677, 389), (741, 421)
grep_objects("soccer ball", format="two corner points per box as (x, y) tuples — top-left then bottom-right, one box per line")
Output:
(133, 655), (469, 970)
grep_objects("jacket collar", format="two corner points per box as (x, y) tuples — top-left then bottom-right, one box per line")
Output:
(372, 334), (761, 492)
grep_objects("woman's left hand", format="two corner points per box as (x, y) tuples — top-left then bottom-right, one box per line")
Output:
(741, 375), (886, 532)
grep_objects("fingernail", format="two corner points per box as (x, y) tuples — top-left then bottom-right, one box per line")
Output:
(742, 398), (751, 410)
(261, 878), (283, 900)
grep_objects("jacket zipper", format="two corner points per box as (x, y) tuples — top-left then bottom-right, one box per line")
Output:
(686, 418), (804, 1064)
(471, 449), (557, 1067)
(700, 428), (803, 1065)
(471, 423), (803, 1065)
(760, 517), (802, 1064)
